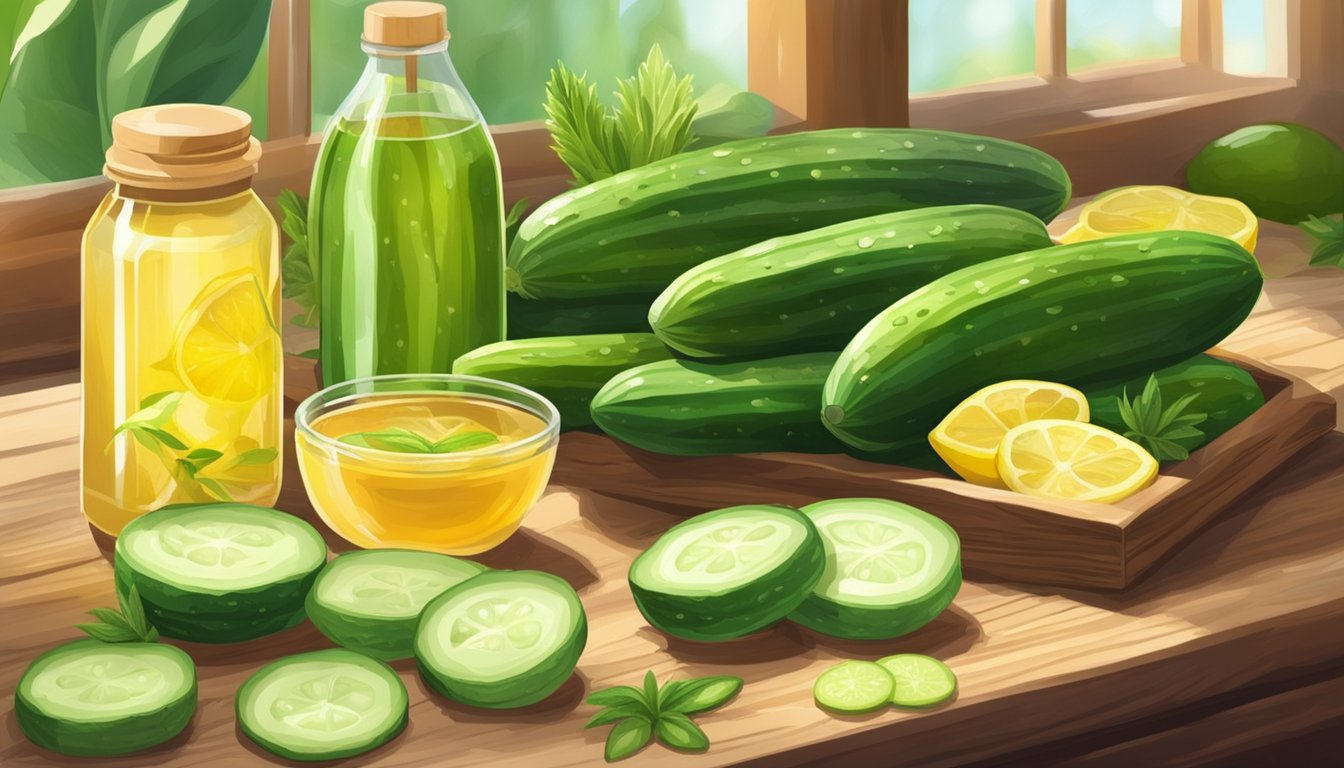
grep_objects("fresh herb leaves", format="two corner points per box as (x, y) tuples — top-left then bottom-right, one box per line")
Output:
(278, 189), (319, 328)
(339, 427), (501, 454)
(1116, 375), (1208, 462)
(77, 584), (159, 643)
(586, 672), (742, 762)
(544, 45), (698, 186)
(1300, 213), (1343, 269)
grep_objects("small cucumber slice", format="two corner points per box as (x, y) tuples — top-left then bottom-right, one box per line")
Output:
(114, 503), (328, 643)
(628, 504), (824, 641)
(16, 639), (197, 756)
(306, 550), (485, 660)
(236, 649), (408, 761)
(877, 654), (958, 708)
(788, 498), (961, 640)
(813, 660), (894, 714)
(415, 569), (587, 708)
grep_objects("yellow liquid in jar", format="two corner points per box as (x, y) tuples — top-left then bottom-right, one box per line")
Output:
(81, 190), (282, 535)
(296, 395), (556, 554)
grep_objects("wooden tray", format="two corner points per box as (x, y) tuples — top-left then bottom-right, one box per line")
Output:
(552, 350), (1335, 591)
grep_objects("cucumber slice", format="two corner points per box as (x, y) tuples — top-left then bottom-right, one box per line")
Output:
(628, 504), (824, 642)
(237, 649), (407, 761)
(114, 503), (328, 643)
(877, 654), (958, 707)
(415, 569), (587, 708)
(15, 639), (196, 756)
(813, 660), (894, 714)
(788, 498), (961, 640)
(306, 550), (486, 660)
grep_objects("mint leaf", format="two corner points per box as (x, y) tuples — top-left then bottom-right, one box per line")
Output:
(585, 705), (650, 730)
(1117, 377), (1208, 462)
(76, 622), (142, 643)
(144, 428), (187, 451)
(604, 717), (652, 762)
(659, 676), (742, 715)
(586, 685), (650, 711)
(234, 448), (278, 465)
(432, 431), (500, 453)
(654, 712), (710, 752)
(1300, 214), (1344, 269)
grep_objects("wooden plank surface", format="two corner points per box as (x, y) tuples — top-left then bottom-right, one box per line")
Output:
(2, 221), (1343, 765)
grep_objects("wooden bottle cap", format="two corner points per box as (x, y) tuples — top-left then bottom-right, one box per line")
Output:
(104, 104), (261, 195)
(364, 1), (448, 47)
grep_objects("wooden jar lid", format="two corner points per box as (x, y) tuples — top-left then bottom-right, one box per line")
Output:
(364, 1), (448, 48)
(105, 104), (260, 192)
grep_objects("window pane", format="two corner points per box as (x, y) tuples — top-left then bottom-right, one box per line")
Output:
(1223, 0), (1266, 75)
(909, 0), (1035, 94)
(1067, 0), (1181, 72)
(311, 0), (747, 130)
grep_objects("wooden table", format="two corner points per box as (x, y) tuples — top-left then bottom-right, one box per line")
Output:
(3, 218), (1343, 767)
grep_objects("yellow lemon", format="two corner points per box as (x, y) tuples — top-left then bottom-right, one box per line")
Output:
(175, 275), (279, 404)
(930, 381), (1089, 487)
(996, 419), (1157, 504)
(1059, 185), (1258, 252)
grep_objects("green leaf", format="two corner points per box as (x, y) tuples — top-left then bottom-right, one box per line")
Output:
(112, 392), (183, 436)
(1300, 214), (1344, 269)
(654, 712), (710, 752)
(585, 706), (650, 730)
(587, 685), (650, 711)
(1117, 375), (1208, 463)
(295, 348), (321, 360)
(340, 427), (438, 454)
(604, 717), (653, 762)
(186, 447), (223, 467)
(118, 584), (157, 641)
(194, 475), (231, 501)
(505, 198), (530, 248)
(76, 622), (142, 643)
(659, 675), (743, 715)
(144, 427), (187, 451)
(233, 447), (278, 465)
(87, 607), (135, 632)
(431, 431), (500, 453)
(642, 671), (660, 716)
(139, 391), (176, 409)
(543, 61), (621, 185)
(612, 44), (698, 170)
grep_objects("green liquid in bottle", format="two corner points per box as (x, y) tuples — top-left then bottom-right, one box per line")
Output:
(311, 113), (504, 384)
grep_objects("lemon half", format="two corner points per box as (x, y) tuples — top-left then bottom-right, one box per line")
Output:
(1059, 185), (1258, 252)
(174, 275), (279, 404)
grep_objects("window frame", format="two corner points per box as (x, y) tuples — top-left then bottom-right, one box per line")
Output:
(0, 0), (1340, 380)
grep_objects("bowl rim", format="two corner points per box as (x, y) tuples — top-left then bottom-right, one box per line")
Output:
(294, 373), (561, 466)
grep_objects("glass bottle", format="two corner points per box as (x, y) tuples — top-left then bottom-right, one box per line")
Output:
(310, 1), (506, 386)
(82, 104), (282, 536)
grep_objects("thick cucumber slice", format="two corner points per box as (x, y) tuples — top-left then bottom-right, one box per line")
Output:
(788, 498), (961, 640)
(415, 569), (587, 708)
(813, 660), (895, 714)
(15, 639), (196, 756)
(629, 504), (825, 642)
(114, 503), (328, 643)
(306, 550), (485, 661)
(878, 654), (958, 707)
(237, 649), (407, 761)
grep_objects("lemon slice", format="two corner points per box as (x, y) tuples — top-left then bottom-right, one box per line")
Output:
(175, 275), (279, 404)
(930, 381), (1089, 487)
(1059, 185), (1258, 252)
(997, 419), (1157, 504)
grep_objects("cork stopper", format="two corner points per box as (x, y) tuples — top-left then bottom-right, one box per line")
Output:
(104, 104), (261, 198)
(363, 1), (448, 48)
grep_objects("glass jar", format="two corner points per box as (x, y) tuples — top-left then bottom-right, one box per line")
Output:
(81, 104), (282, 536)
(310, 0), (506, 386)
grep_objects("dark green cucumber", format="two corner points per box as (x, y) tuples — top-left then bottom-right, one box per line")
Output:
(508, 128), (1071, 300)
(629, 504), (825, 641)
(651, 205), (1053, 358)
(590, 352), (846, 455)
(16, 640), (197, 757)
(452, 334), (672, 429)
(824, 232), (1263, 452)
(1086, 354), (1264, 452)
(507, 294), (653, 338)
(114, 503), (328, 643)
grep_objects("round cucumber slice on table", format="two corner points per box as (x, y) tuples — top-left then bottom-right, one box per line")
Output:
(877, 654), (958, 708)
(415, 569), (587, 708)
(114, 503), (328, 643)
(307, 549), (486, 660)
(237, 648), (408, 761)
(788, 498), (961, 640)
(628, 504), (825, 642)
(813, 660), (895, 714)
(15, 639), (196, 756)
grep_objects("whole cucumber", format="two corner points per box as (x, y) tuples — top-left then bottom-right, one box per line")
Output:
(824, 232), (1263, 452)
(507, 294), (653, 338)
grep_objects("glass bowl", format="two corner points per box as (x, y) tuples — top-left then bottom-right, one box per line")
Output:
(294, 374), (560, 554)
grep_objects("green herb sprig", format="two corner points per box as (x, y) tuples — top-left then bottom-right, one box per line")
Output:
(544, 45), (697, 186)
(77, 584), (159, 643)
(278, 189), (319, 329)
(339, 427), (500, 454)
(1116, 375), (1208, 462)
(586, 672), (742, 762)
(1300, 213), (1343, 269)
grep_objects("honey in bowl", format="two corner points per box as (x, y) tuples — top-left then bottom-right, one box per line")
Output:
(294, 376), (559, 554)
